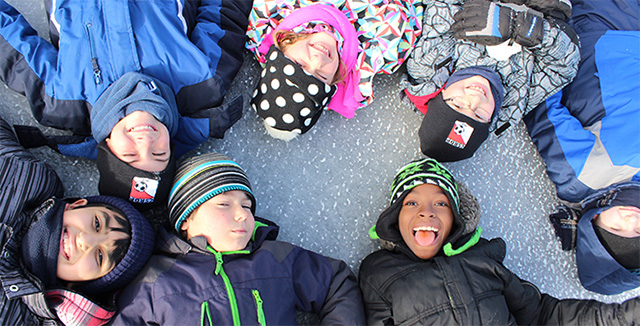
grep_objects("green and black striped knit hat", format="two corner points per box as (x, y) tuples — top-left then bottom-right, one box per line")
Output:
(168, 152), (256, 232)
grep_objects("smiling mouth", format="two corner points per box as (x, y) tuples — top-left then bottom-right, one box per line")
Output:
(466, 85), (487, 97)
(128, 125), (157, 133)
(413, 226), (439, 247)
(61, 228), (70, 260)
(311, 43), (331, 58)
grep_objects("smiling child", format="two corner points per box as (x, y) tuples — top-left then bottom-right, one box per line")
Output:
(0, 116), (155, 326)
(359, 158), (639, 325)
(113, 152), (365, 325)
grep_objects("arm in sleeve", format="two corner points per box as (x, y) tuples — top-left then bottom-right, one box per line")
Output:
(0, 116), (63, 221)
(0, 1), (59, 119)
(358, 270), (394, 326)
(524, 91), (597, 202)
(291, 249), (365, 325)
(525, 17), (581, 113)
(111, 282), (159, 326)
(498, 257), (640, 325)
(188, 0), (251, 102)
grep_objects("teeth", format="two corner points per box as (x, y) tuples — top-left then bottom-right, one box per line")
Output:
(413, 226), (439, 232)
(129, 125), (155, 132)
(467, 85), (485, 96)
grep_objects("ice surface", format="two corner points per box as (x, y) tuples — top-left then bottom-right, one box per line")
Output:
(2, 0), (638, 317)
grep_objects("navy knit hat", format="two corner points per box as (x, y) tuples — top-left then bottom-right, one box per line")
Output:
(251, 45), (336, 140)
(168, 152), (256, 233)
(97, 141), (176, 211)
(74, 195), (155, 295)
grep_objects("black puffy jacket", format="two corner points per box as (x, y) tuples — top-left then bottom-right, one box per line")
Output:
(359, 237), (639, 325)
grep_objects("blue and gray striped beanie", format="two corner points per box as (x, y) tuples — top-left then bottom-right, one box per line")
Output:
(168, 152), (256, 232)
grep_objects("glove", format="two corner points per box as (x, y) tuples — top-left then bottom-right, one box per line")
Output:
(188, 94), (244, 139)
(452, 0), (544, 47)
(451, 0), (514, 46)
(500, 0), (572, 20)
(549, 204), (581, 251)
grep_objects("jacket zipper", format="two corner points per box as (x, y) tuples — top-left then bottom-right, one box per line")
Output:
(252, 289), (266, 326)
(207, 246), (250, 326)
(85, 22), (103, 85)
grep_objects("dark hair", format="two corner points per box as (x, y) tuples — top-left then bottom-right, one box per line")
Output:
(72, 202), (132, 272)
(273, 30), (346, 85)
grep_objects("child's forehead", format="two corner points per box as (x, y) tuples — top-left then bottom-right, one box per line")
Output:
(407, 184), (447, 198)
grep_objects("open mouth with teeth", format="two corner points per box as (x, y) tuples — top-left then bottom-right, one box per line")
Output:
(61, 228), (71, 260)
(310, 42), (331, 59)
(466, 84), (487, 97)
(413, 226), (439, 247)
(128, 125), (157, 132)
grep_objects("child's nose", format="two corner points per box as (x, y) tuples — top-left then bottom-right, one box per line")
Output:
(234, 207), (248, 222)
(77, 232), (97, 251)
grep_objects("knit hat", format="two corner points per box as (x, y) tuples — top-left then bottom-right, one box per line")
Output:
(168, 152), (256, 233)
(375, 158), (479, 255)
(74, 195), (155, 295)
(251, 45), (336, 140)
(97, 141), (176, 211)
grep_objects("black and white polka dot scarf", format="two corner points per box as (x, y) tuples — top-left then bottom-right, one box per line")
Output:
(251, 45), (336, 134)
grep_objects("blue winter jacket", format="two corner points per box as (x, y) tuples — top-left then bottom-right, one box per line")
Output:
(524, 0), (640, 203)
(112, 217), (366, 325)
(0, 0), (251, 159)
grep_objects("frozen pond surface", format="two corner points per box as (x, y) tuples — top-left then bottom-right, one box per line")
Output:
(2, 0), (637, 315)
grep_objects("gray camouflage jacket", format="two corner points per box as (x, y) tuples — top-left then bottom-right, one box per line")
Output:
(403, 0), (580, 135)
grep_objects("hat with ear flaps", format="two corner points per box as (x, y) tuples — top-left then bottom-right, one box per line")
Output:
(370, 158), (481, 257)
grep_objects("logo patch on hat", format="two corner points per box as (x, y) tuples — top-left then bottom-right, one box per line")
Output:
(129, 177), (158, 203)
(445, 121), (473, 149)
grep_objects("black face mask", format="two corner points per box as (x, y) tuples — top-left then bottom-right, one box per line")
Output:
(419, 93), (490, 162)
(593, 223), (640, 270)
(97, 141), (176, 211)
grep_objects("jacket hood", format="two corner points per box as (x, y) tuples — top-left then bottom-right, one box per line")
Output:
(575, 181), (640, 295)
(374, 180), (481, 259)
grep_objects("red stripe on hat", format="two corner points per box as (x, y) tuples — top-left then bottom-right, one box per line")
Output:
(403, 85), (445, 115)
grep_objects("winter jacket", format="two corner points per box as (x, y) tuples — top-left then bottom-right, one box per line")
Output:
(112, 218), (365, 325)
(359, 172), (639, 325)
(0, 0), (251, 159)
(0, 117), (114, 326)
(574, 181), (640, 295)
(403, 0), (580, 135)
(246, 0), (423, 118)
(359, 237), (639, 325)
(524, 0), (640, 203)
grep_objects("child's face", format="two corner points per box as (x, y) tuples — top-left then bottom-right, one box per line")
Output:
(282, 32), (340, 85)
(106, 110), (171, 172)
(398, 184), (454, 260)
(441, 75), (495, 123)
(180, 190), (255, 252)
(594, 206), (640, 238)
(57, 199), (129, 282)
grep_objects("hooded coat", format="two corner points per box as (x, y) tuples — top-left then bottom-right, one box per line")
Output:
(358, 183), (639, 325)
(0, 0), (251, 159)
(0, 117), (116, 326)
(403, 0), (581, 136)
(112, 217), (365, 325)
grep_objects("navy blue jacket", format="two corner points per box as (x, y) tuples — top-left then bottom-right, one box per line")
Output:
(0, 0), (251, 159)
(524, 0), (640, 203)
(112, 218), (365, 325)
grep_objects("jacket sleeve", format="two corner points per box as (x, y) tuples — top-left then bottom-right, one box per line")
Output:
(498, 259), (640, 325)
(291, 249), (366, 325)
(176, 0), (251, 117)
(111, 281), (159, 326)
(523, 91), (596, 202)
(523, 17), (580, 114)
(0, 117), (63, 224)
